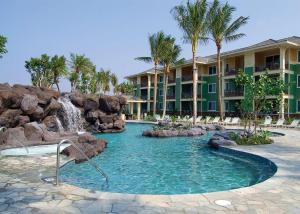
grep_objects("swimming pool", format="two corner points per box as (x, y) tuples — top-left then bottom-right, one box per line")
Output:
(60, 123), (277, 195)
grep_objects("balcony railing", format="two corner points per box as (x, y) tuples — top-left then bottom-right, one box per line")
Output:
(182, 75), (193, 82)
(168, 78), (175, 84)
(141, 82), (148, 87)
(224, 90), (244, 97)
(141, 95), (148, 100)
(167, 94), (175, 99)
(225, 68), (237, 76)
(255, 63), (280, 72)
(181, 92), (193, 99)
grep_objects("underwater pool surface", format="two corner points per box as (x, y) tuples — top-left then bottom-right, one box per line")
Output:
(60, 123), (276, 195)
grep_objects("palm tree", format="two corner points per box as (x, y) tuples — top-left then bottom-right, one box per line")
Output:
(172, 0), (208, 125)
(160, 36), (183, 119)
(97, 68), (111, 95)
(0, 35), (7, 58)
(50, 55), (67, 92)
(110, 73), (119, 95)
(69, 53), (94, 92)
(207, 0), (249, 120)
(135, 31), (165, 117)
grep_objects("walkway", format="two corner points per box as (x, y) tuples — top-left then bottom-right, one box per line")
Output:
(0, 127), (300, 213)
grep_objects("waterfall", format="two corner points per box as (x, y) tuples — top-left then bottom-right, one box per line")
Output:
(57, 95), (84, 132)
(56, 117), (64, 132)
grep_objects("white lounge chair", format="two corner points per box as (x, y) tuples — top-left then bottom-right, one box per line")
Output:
(196, 116), (203, 124)
(205, 116), (211, 124)
(182, 116), (190, 123)
(187, 117), (193, 123)
(228, 117), (241, 126)
(283, 119), (300, 128)
(271, 118), (285, 127)
(155, 114), (162, 122)
(220, 117), (232, 125)
(208, 117), (220, 124)
(260, 118), (272, 127)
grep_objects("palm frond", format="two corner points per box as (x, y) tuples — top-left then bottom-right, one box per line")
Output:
(134, 57), (152, 63)
(225, 33), (246, 42)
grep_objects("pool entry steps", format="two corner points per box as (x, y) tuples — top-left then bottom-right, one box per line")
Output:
(56, 139), (108, 187)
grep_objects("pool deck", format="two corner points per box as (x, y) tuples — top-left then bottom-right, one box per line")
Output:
(0, 126), (300, 213)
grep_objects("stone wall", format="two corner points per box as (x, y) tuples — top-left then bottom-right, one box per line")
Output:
(0, 83), (127, 148)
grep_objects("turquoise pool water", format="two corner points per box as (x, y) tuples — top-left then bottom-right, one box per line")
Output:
(60, 123), (276, 195)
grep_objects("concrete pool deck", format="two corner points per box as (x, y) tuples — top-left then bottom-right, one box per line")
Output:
(0, 127), (300, 213)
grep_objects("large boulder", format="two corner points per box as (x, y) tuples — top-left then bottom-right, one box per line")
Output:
(113, 119), (125, 130)
(85, 110), (105, 123)
(69, 92), (85, 108)
(0, 109), (22, 127)
(21, 94), (39, 115)
(44, 98), (62, 116)
(99, 96), (123, 113)
(99, 115), (114, 124)
(61, 138), (107, 163)
(16, 115), (30, 127)
(31, 106), (44, 121)
(12, 84), (59, 104)
(43, 116), (61, 132)
(24, 122), (43, 141)
(207, 136), (237, 148)
(84, 97), (99, 111)
(77, 133), (97, 144)
(0, 127), (27, 145)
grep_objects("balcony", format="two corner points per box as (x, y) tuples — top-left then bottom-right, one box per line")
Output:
(141, 95), (148, 100)
(168, 78), (176, 84)
(225, 68), (238, 76)
(141, 82), (148, 87)
(181, 92), (193, 99)
(167, 94), (175, 99)
(224, 90), (244, 97)
(182, 75), (193, 82)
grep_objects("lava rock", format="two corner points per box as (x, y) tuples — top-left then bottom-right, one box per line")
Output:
(44, 98), (62, 116)
(24, 122), (44, 141)
(0, 109), (22, 127)
(16, 115), (30, 127)
(0, 127), (27, 145)
(84, 97), (99, 111)
(21, 94), (39, 115)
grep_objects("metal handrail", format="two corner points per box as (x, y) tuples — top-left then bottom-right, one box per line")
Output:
(56, 139), (109, 186)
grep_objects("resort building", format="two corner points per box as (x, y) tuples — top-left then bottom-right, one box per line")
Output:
(126, 36), (300, 118)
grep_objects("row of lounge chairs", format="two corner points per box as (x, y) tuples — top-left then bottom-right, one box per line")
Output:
(155, 114), (300, 129)
(156, 115), (241, 126)
(260, 118), (300, 128)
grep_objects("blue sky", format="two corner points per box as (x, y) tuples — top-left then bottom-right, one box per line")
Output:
(1, 0), (300, 92)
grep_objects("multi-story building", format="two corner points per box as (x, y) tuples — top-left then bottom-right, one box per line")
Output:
(126, 36), (300, 118)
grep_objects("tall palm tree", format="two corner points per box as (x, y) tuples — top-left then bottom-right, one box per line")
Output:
(135, 31), (165, 117)
(110, 73), (119, 95)
(97, 68), (111, 95)
(69, 53), (94, 92)
(160, 36), (183, 119)
(172, 0), (208, 125)
(207, 0), (249, 120)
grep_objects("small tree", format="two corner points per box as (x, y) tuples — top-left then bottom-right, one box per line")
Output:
(50, 55), (67, 92)
(235, 70), (286, 133)
(0, 35), (7, 58)
(25, 54), (52, 88)
(97, 68), (111, 95)
(110, 73), (119, 95)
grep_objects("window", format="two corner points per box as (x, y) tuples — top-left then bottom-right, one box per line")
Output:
(208, 83), (216, 93)
(298, 75), (300, 88)
(265, 55), (280, 68)
(225, 101), (230, 112)
(159, 89), (163, 96)
(208, 101), (216, 111)
(298, 51), (300, 63)
(297, 100), (300, 112)
(208, 66), (216, 75)
(159, 75), (164, 82)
